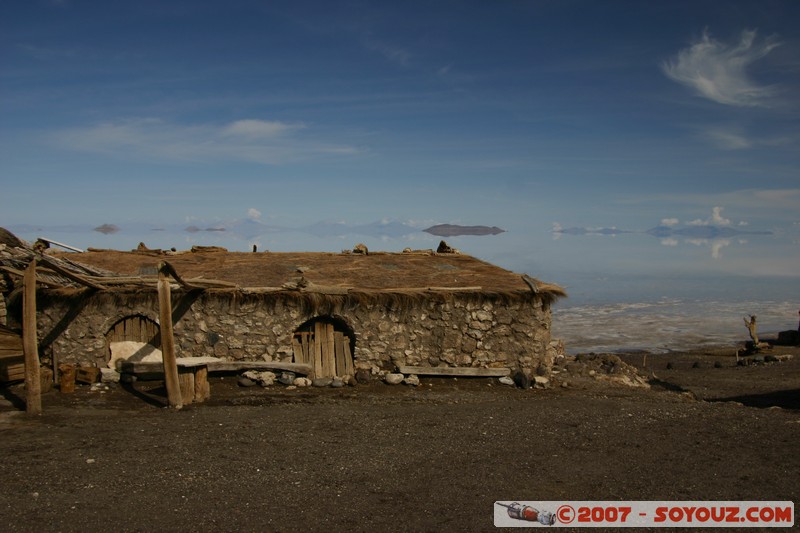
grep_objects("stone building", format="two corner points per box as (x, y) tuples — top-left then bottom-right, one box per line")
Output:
(1, 233), (565, 380)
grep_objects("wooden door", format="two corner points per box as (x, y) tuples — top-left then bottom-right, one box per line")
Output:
(106, 315), (160, 346)
(292, 322), (353, 379)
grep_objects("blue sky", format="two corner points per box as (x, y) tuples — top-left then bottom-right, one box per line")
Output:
(1, 0), (799, 292)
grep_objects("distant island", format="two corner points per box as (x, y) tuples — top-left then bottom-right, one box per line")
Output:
(552, 222), (772, 239)
(553, 226), (630, 236)
(93, 224), (120, 235)
(424, 224), (506, 237)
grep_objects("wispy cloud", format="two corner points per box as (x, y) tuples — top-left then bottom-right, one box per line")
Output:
(663, 29), (780, 107)
(362, 36), (411, 66)
(49, 118), (359, 164)
(702, 126), (752, 150)
(221, 119), (302, 139)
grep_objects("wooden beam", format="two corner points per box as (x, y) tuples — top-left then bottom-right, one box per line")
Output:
(118, 360), (313, 375)
(37, 256), (107, 290)
(158, 269), (183, 408)
(159, 261), (200, 290)
(397, 365), (511, 377)
(36, 237), (84, 253)
(23, 260), (42, 415)
(521, 274), (539, 294)
(0, 265), (63, 288)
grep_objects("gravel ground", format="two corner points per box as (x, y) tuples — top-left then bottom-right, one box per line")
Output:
(1, 346), (798, 532)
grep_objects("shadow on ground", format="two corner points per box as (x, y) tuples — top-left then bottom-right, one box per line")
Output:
(711, 388), (800, 410)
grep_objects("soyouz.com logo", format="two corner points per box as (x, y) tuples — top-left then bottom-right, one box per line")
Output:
(493, 501), (794, 528)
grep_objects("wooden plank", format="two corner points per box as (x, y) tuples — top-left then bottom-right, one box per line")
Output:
(194, 365), (210, 402)
(343, 336), (354, 376)
(325, 323), (336, 378)
(0, 362), (25, 382)
(23, 260), (42, 415)
(292, 336), (305, 365)
(36, 237), (84, 252)
(119, 360), (313, 375)
(0, 265), (65, 288)
(334, 331), (346, 377)
(37, 256), (107, 290)
(0, 347), (24, 357)
(397, 365), (511, 377)
(301, 332), (310, 365)
(313, 322), (323, 379)
(0, 326), (24, 359)
(158, 270), (183, 408)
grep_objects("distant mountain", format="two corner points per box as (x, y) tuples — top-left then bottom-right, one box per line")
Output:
(553, 226), (630, 236)
(93, 224), (119, 235)
(424, 224), (505, 237)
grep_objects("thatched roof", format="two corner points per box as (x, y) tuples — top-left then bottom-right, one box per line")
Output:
(55, 249), (565, 298)
(0, 228), (565, 302)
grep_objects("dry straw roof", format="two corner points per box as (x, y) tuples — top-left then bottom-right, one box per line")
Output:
(0, 225), (564, 300)
(56, 249), (565, 298)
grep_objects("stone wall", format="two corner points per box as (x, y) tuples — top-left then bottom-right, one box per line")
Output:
(35, 289), (554, 376)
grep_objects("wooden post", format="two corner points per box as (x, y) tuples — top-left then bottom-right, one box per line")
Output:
(158, 269), (183, 408)
(23, 260), (42, 415)
(177, 367), (195, 406)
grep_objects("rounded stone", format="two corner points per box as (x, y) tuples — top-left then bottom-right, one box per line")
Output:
(278, 372), (296, 385)
(403, 374), (420, 386)
(384, 373), (404, 385)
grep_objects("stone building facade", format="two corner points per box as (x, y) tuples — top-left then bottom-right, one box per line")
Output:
(33, 288), (553, 377)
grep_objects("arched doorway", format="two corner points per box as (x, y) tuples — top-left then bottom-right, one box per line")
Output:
(292, 316), (355, 379)
(105, 315), (162, 368)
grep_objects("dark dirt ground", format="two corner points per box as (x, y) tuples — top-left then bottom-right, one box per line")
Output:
(1, 345), (798, 532)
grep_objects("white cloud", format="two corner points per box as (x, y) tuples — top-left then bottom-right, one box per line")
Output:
(688, 207), (732, 226)
(663, 29), (780, 107)
(661, 238), (679, 246)
(661, 218), (680, 227)
(247, 208), (262, 220)
(711, 206), (731, 225)
(49, 117), (359, 165)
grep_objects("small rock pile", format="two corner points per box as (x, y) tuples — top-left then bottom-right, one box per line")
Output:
(551, 353), (650, 389)
(237, 370), (356, 389)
